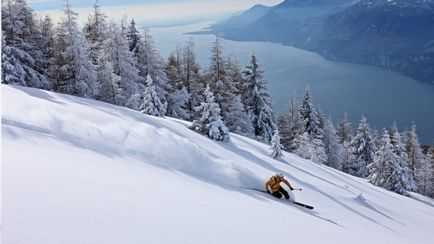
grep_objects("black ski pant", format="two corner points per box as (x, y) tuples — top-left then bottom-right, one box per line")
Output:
(271, 186), (289, 199)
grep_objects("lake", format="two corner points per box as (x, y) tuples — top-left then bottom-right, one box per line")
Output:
(151, 22), (434, 145)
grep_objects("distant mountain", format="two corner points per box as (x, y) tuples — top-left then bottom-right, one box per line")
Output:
(211, 4), (270, 31)
(210, 0), (434, 83)
(304, 0), (434, 83)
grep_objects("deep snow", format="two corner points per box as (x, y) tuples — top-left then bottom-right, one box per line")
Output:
(2, 84), (434, 244)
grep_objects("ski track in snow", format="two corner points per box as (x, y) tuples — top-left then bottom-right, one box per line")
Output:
(2, 85), (434, 244)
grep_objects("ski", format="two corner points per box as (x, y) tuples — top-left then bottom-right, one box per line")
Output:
(241, 187), (314, 210)
(293, 201), (314, 210)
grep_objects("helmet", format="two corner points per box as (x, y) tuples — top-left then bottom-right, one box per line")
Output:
(276, 172), (284, 179)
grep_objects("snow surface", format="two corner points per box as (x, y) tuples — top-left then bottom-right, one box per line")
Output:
(2, 84), (434, 244)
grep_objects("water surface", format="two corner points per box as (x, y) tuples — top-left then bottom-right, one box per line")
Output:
(151, 23), (434, 144)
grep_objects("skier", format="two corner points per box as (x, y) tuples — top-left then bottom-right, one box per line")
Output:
(264, 173), (294, 200)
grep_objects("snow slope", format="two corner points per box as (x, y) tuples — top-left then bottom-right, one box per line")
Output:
(2, 84), (434, 244)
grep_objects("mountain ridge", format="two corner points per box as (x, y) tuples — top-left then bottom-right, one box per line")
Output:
(211, 0), (434, 83)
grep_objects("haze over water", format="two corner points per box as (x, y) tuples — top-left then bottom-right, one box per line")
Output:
(151, 23), (434, 144)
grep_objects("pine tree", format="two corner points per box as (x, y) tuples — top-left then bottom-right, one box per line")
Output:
(404, 123), (430, 195)
(135, 27), (168, 106)
(38, 14), (55, 85)
(181, 39), (205, 118)
(284, 96), (304, 152)
(104, 21), (140, 106)
(348, 116), (377, 178)
(191, 85), (229, 142)
(126, 19), (141, 54)
(337, 113), (353, 144)
(208, 39), (245, 135)
(368, 130), (409, 195)
(243, 54), (276, 143)
(51, 0), (97, 97)
(165, 51), (189, 120)
(270, 130), (284, 159)
(208, 37), (226, 101)
(294, 132), (314, 161)
(300, 88), (323, 137)
(323, 118), (344, 170)
(427, 146), (434, 197)
(2, 30), (24, 85)
(277, 114), (291, 149)
(83, 1), (108, 65)
(389, 122), (417, 191)
(224, 57), (252, 136)
(297, 88), (327, 163)
(82, 2), (113, 101)
(416, 155), (433, 197)
(140, 75), (166, 117)
(1, 0), (51, 89)
(96, 54), (117, 104)
(337, 113), (353, 173)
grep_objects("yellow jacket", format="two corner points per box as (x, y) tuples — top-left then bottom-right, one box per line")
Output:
(264, 175), (293, 193)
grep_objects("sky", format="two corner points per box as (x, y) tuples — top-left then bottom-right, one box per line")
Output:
(29, 0), (282, 26)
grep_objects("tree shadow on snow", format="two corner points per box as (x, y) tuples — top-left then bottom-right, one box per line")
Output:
(13, 85), (66, 105)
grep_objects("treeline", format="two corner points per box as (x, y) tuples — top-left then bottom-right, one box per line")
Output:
(1, 0), (276, 143)
(276, 89), (434, 198)
(2, 0), (433, 198)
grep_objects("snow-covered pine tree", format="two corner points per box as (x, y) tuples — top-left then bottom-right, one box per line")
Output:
(277, 114), (291, 150)
(126, 19), (141, 54)
(181, 39), (205, 119)
(139, 75), (166, 117)
(323, 118), (344, 170)
(300, 88), (322, 137)
(270, 130), (284, 159)
(294, 132), (315, 161)
(389, 122), (417, 191)
(104, 21), (140, 106)
(415, 153), (433, 197)
(2, 30), (24, 85)
(372, 128), (382, 149)
(96, 54), (117, 104)
(297, 88), (327, 163)
(427, 146), (434, 197)
(348, 116), (377, 178)
(165, 51), (189, 120)
(337, 113), (353, 144)
(208, 37), (226, 103)
(208, 38), (245, 135)
(336, 113), (353, 173)
(317, 107), (325, 130)
(367, 130), (408, 195)
(191, 85), (229, 142)
(51, 0), (97, 97)
(82, 2), (114, 101)
(1, 0), (51, 89)
(404, 123), (425, 173)
(37, 14), (55, 85)
(404, 123), (430, 195)
(223, 57), (252, 136)
(83, 1), (108, 65)
(135, 27), (168, 107)
(285, 96), (304, 152)
(243, 54), (276, 143)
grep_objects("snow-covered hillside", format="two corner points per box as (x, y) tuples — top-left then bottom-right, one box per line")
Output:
(2, 84), (434, 244)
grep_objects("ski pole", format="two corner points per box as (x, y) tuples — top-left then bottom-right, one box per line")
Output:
(292, 188), (302, 191)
